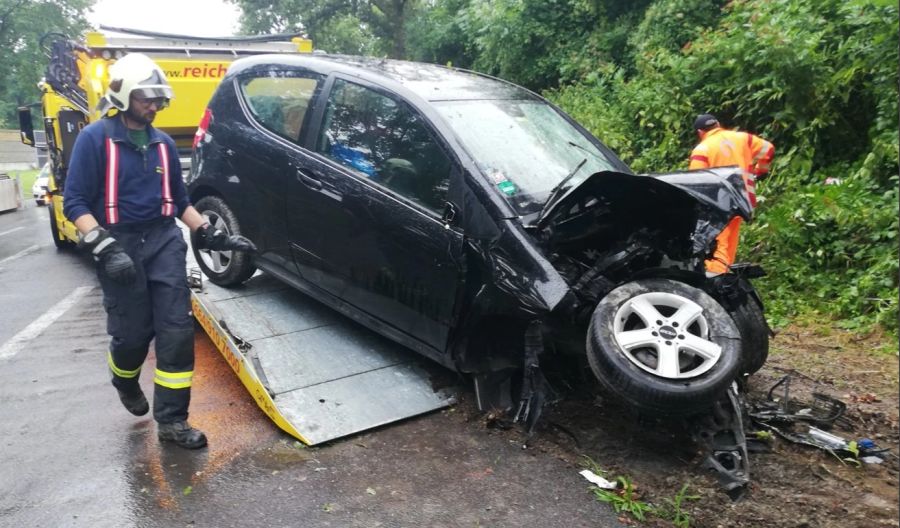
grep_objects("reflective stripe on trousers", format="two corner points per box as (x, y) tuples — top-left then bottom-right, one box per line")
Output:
(154, 368), (193, 389)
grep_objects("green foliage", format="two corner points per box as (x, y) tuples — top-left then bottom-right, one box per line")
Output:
(0, 0), (93, 126)
(458, 0), (602, 90)
(405, 0), (476, 67)
(631, 0), (726, 56)
(652, 483), (701, 528)
(230, 0), (419, 57)
(591, 475), (654, 521)
(581, 458), (701, 526)
(744, 174), (898, 332)
(548, 0), (898, 336)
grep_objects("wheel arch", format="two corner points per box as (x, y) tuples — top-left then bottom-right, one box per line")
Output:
(189, 184), (223, 206)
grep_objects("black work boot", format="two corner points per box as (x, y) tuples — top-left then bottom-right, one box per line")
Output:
(116, 388), (149, 416)
(157, 421), (208, 449)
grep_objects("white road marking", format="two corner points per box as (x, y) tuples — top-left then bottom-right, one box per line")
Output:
(0, 245), (40, 266)
(0, 286), (94, 360)
(0, 227), (24, 237)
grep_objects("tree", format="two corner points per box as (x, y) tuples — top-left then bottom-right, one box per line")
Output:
(0, 0), (93, 127)
(229, 0), (419, 58)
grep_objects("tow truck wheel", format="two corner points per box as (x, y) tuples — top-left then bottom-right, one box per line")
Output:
(586, 278), (742, 416)
(192, 196), (256, 286)
(47, 201), (75, 249)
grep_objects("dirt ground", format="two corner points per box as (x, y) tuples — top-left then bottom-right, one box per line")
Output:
(451, 323), (899, 527)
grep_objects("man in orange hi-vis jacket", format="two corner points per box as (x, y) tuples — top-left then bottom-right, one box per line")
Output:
(689, 113), (775, 274)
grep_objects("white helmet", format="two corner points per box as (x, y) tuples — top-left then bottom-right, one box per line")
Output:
(102, 53), (174, 112)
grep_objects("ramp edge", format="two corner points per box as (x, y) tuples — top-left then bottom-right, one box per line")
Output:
(191, 293), (312, 445)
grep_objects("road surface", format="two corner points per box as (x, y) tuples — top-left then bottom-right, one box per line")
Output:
(0, 201), (622, 527)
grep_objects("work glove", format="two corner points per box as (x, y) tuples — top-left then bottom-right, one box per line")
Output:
(195, 223), (257, 253)
(79, 226), (136, 285)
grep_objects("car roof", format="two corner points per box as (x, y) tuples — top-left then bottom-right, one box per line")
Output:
(226, 53), (540, 103)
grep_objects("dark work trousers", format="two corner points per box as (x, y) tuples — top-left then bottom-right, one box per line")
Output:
(98, 217), (194, 424)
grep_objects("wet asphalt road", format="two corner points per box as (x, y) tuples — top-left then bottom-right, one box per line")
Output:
(0, 202), (623, 527)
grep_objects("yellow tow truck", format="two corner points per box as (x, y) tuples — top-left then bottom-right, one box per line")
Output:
(18, 28), (312, 248)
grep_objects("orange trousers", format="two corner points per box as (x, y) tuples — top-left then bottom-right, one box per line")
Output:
(705, 216), (742, 274)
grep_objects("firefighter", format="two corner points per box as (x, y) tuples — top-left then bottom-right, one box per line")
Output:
(63, 53), (256, 449)
(689, 113), (775, 274)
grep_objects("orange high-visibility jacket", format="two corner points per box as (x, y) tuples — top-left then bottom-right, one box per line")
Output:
(688, 127), (774, 207)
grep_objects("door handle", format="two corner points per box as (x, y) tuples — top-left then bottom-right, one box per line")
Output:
(296, 168), (323, 190)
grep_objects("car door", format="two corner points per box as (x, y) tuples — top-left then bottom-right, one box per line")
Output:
(229, 69), (324, 266)
(288, 77), (464, 353)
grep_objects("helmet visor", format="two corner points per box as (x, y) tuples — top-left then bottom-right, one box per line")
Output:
(132, 86), (174, 100)
(132, 69), (174, 100)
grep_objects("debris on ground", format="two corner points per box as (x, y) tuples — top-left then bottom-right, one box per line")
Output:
(579, 469), (617, 489)
(465, 323), (899, 527)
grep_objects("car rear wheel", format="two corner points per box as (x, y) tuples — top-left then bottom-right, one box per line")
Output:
(191, 196), (256, 286)
(586, 278), (742, 416)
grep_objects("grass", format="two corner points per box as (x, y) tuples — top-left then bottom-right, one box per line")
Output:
(581, 456), (701, 526)
(6, 169), (40, 200)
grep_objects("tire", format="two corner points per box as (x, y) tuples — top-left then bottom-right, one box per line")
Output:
(730, 298), (769, 375)
(191, 196), (256, 286)
(47, 201), (75, 249)
(586, 278), (742, 416)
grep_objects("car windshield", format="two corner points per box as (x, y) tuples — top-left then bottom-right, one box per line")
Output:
(434, 99), (619, 216)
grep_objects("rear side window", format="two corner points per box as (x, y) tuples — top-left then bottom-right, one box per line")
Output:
(239, 72), (323, 143)
(315, 79), (451, 214)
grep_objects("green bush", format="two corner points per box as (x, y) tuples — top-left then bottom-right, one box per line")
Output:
(745, 174), (898, 332)
(547, 0), (898, 336)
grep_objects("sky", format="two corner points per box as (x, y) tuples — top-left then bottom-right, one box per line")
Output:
(88, 0), (242, 38)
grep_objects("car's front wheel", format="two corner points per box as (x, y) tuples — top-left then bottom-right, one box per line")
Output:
(191, 196), (256, 287)
(586, 278), (742, 416)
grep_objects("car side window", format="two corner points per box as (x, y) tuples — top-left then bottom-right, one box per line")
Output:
(239, 72), (323, 143)
(316, 79), (451, 214)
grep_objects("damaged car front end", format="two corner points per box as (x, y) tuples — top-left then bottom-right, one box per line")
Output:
(454, 166), (767, 423)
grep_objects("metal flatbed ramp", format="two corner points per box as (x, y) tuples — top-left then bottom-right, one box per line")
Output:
(188, 262), (455, 445)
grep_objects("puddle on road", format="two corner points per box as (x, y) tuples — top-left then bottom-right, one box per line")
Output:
(120, 332), (280, 513)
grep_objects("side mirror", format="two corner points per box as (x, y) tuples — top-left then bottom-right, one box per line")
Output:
(18, 107), (35, 146)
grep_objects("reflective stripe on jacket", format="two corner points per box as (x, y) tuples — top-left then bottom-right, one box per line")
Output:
(63, 116), (188, 226)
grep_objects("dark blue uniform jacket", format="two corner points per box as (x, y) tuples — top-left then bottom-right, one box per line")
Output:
(63, 116), (190, 226)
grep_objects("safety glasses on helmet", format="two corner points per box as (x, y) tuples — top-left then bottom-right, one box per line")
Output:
(132, 93), (170, 109)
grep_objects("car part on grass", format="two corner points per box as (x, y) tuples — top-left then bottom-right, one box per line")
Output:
(747, 377), (896, 463)
(587, 278), (742, 416)
(692, 383), (750, 501)
(750, 375), (848, 428)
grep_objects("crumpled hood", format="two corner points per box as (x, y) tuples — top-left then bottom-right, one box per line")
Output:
(649, 167), (752, 221)
(536, 167), (753, 257)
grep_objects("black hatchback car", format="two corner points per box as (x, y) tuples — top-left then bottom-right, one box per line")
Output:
(187, 54), (768, 421)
